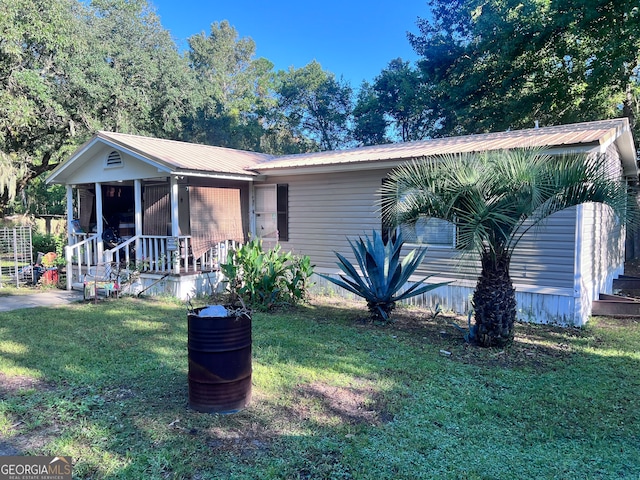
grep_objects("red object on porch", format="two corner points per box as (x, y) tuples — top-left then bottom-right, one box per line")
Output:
(42, 268), (58, 285)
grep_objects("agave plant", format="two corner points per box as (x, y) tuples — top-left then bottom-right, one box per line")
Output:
(320, 230), (449, 322)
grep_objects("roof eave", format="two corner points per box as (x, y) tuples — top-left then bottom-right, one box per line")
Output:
(254, 159), (406, 176)
(172, 170), (259, 182)
(613, 129), (638, 178)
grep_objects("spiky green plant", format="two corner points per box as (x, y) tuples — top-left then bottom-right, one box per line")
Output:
(320, 230), (449, 322)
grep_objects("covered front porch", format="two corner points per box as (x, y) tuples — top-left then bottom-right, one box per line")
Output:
(46, 131), (273, 298)
(62, 177), (248, 297)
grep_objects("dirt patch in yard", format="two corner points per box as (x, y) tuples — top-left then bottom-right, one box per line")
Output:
(0, 372), (53, 398)
(303, 295), (586, 370)
(293, 379), (392, 426)
(0, 373), (60, 456)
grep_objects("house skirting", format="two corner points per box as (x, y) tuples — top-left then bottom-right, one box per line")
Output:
(311, 272), (619, 327)
(122, 271), (225, 300)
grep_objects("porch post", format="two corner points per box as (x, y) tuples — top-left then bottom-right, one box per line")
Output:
(134, 179), (142, 256)
(170, 175), (180, 274)
(95, 182), (103, 262)
(65, 185), (74, 290)
(66, 185), (74, 245)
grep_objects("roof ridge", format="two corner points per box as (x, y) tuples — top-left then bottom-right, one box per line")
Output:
(255, 118), (634, 171)
(97, 131), (274, 158)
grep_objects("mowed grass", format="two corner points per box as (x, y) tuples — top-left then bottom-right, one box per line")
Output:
(0, 294), (638, 479)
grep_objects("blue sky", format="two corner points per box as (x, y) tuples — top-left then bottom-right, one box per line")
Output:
(150, 0), (429, 87)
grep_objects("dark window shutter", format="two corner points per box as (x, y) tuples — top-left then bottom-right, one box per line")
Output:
(381, 178), (394, 243)
(277, 184), (289, 242)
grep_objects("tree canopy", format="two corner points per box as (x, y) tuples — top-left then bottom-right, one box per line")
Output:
(408, 0), (640, 138)
(3, 0), (640, 215)
(185, 20), (275, 151)
(353, 59), (437, 143)
(274, 61), (354, 151)
(0, 1), (345, 215)
(0, 0), (193, 215)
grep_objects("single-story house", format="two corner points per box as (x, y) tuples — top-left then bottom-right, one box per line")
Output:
(46, 118), (638, 325)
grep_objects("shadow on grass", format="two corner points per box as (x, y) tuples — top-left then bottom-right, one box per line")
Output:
(0, 296), (638, 479)
(0, 296), (408, 477)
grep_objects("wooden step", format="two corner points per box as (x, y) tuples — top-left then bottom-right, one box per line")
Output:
(597, 293), (638, 302)
(612, 276), (640, 289)
(592, 293), (640, 316)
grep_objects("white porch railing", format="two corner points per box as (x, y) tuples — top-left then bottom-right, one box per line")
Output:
(130, 236), (239, 274)
(64, 234), (100, 290)
(65, 234), (239, 290)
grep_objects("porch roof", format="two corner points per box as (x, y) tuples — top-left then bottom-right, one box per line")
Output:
(96, 131), (274, 175)
(47, 131), (275, 184)
(253, 118), (638, 177)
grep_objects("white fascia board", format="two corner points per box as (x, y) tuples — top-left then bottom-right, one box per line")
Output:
(46, 136), (103, 184)
(172, 171), (257, 182)
(614, 131), (638, 177)
(255, 160), (407, 177)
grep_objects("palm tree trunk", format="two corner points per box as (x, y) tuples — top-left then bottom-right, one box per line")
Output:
(472, 251), (517, 347)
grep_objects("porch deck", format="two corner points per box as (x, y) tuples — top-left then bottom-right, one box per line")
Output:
(65, 235), (236, 298)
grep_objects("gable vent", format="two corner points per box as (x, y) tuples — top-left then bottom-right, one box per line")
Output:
(105, 150), (123, 167)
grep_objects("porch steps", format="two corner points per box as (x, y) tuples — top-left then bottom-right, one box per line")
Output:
(592, 276), (640, 316)
(610, 275), (640, 290)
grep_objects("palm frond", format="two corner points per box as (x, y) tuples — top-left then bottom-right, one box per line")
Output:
(381, 148), (638, 259)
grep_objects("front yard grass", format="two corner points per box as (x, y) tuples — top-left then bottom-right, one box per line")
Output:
(0, 295), (638, 479)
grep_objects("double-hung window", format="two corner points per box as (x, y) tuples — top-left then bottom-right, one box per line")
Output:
(401, 216), (456, 247)
(382, 179), (456, 247)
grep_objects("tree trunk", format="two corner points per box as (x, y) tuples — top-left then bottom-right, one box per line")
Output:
(472, 251), (516, 347)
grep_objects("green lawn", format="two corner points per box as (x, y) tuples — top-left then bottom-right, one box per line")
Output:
(0, 295), (638, 479)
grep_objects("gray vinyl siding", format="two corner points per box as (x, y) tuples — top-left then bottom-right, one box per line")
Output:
(263, 170), (385, 269)
(408, 209), (577, 289)
(509, 209), (577, 288)
(577, 144), (626, 300)
(262, 168), (579, 291)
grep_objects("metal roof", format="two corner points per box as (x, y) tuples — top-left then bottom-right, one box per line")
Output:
(254, 119), (637, 175)
(48, 118), (637, 185)
(96, 131), (274, 176)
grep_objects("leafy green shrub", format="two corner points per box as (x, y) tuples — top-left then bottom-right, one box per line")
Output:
(32, 232), (66, 266)
(221, 239), (315, 310)
(320, 230), (449, 322)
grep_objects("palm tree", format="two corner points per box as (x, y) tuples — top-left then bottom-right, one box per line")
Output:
(381, 148), (637, 347)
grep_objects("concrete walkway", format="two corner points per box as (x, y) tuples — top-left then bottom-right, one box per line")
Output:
(0, 289), (84, 312)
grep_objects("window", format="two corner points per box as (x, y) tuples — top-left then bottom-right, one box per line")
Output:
(255, 184), (288, 241)
(105, 150), (123, 168)
(401, 217), (455, 247)
(381, 178), (455, 247)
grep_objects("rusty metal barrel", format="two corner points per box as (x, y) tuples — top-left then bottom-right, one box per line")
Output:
(187, 308), (252, 413)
